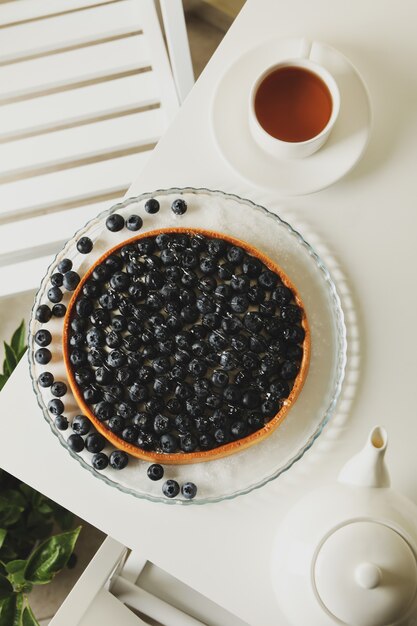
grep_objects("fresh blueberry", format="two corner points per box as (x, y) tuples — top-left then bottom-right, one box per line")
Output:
(72, 414), (91, 435)
(35, 329), (52, 347)
(77, 237), (93, 254)
(55, 415), (68, 431)
(223, 385), (241, 405)
(52, 303), (67, 318)
(38, 371), (54, 387)
(147, 463), (164, 481)
(109, 450), (128, 470)
(145, 198), (160, 214)
(35, 348), (52, 365)
(51, 381), (67, 397)
(71, 318), (86, 332)
(47, 286), (63, 303)
(58, 258), (72, 273)
(63, 271), (80, 291)
(181, 482), (197, 499)
(35, 304), (52, 323)
(162, 479), (180, 498)
(200, 256), (217, 275)
(67, 434), (85, 452)
(106, 213), (125, 232)
(85, 432), (106, 453)
(280, 305), (302, 324)
(171, 198), (187, 215)
(51, 272), (64, 287)
(92, 453), (108, 470)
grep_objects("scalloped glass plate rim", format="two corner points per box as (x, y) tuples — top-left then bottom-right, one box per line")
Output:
(28, 187), (347, 505)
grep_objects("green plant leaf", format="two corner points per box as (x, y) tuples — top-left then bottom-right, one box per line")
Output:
(0, 493), (25, 528)
(0, 531), (5, 551)
(24, 527), (81, 585)
(10, 322), (26, 360)
(3, 344), (17, 376)
(0, 374), (8, 392)
(5, 560), (26, 590)
(0, 575), (13, 600)
(0, 591), (23, 626)
(22, 604), (40, 626)
(2, 359), (10, 378)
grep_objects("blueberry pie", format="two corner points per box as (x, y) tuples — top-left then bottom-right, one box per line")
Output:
(63, 228), (310, 463)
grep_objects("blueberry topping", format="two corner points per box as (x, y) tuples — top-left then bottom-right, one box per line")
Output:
(65, 230), (305, 456)
(162, 479), (180, 498)
(77, 237), (93, 254)
(35, 304), (52, 323)
(63, 271), (80, 291)
(147, 463), (164, 481)
(67, 434), (84, 452)
(92, 453), (108, 470)
(145, 198), (160, 214)
(171, 198), (187, 215)
(106, 213), (125, 232)
(181, 481), (197, 499)
(109, 450), (128, 469)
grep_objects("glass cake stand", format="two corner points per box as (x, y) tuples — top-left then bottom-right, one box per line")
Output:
(28, 188), (346, 505)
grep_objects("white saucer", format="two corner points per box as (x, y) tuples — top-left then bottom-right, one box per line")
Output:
(211, 38), (372, 196)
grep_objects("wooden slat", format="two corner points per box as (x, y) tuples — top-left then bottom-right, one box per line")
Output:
(0, 35), (149, 103)
(0, 200), (113, 262)
(1, 0), (143, 63)
(0, 152), (151, 221)
(0, 73), (159, 140)
(0, 0), (120, 26)
(0, 108), (163, 183)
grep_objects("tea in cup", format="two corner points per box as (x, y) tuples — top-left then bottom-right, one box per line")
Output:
(249, 41), (340, 158)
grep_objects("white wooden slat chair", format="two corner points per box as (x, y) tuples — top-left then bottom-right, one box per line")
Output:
(0, 0), (194, 298)
(49, 536), (248, 626)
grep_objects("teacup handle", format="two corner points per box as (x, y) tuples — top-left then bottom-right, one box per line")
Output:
(299, 39), (312, 59)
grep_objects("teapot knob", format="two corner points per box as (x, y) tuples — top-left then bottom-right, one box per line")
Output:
(355, 563), (381, 589)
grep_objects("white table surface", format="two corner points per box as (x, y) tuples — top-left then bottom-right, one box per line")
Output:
(1, 1), (417, 624)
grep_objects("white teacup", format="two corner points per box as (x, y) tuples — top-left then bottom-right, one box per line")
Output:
(249, 40), (340, 159)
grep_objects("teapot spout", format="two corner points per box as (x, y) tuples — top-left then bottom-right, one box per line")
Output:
(338, 426), (390, 488)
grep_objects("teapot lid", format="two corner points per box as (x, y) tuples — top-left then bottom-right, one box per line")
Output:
(313, 521), (417, 626)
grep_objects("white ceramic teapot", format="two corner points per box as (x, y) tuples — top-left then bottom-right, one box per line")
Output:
(271, 427), (417, 626)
